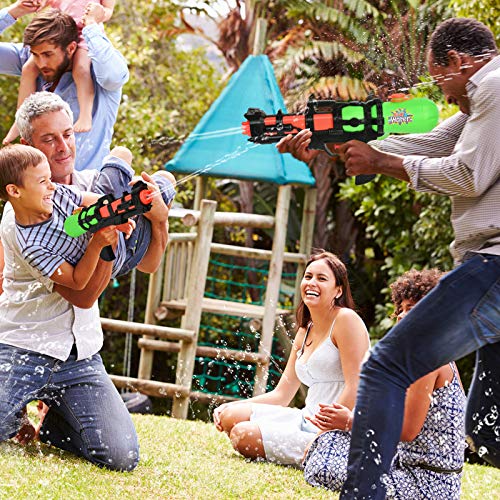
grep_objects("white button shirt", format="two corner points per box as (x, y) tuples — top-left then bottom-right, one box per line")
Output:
(0, 170), (103, 361)
(372, 56), (500, 264)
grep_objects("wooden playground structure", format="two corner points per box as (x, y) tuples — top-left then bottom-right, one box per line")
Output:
(102, 179), (316, 419)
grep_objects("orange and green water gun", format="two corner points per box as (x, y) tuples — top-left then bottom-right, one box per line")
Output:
(242, 94), (439, 184)
(63, 180), (154, 261)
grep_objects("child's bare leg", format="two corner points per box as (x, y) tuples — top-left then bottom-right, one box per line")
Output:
(3, 57), (38, 145)
(72, 48), (94, 133)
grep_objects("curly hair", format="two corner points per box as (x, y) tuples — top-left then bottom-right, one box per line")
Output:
(429, 18), (497, 66)
(390, 269), (444, 317)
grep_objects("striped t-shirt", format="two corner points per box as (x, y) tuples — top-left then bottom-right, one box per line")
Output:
(15, 184), (125, 278)
(372, 56), (500, 264)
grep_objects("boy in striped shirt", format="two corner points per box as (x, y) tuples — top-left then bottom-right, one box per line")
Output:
(1, 143), (139, 289)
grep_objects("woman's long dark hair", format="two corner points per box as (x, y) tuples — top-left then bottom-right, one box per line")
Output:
(296, 251), (356, 328)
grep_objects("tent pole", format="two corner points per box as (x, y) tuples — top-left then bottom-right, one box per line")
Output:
(294, 187), (317, 309)
(193, 176), (208, 211)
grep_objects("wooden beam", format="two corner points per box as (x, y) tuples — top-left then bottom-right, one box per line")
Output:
(137, 338), (269, 364)
(159, 297), (291, 319)
(252, 18), (268, 55)
(181, 210), (275, 229)
(110, 375), (190, 398)
(189, 391), (240, 405)
(294, 187), (317, 309)
(210, 243), (307, 264)
(173, 200), (217, 419)
(253, 185), (291, 395)
(101, 318), (194, 342)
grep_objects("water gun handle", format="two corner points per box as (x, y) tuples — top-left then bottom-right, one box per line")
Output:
(355, 174), (376, 185)
(321, 143), (375, 185)
(100, 245), (116, 262)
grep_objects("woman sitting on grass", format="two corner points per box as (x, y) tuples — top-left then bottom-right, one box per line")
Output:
(304, 269), (466, 499)
(213, 251), (370, 467)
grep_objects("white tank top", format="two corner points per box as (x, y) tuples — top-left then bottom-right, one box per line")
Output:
(295, 322), (345, 419)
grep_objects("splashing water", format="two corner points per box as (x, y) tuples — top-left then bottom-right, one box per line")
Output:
(148, 143), (260, 202)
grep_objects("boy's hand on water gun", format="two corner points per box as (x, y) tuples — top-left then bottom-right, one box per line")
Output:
(83, 1), (105, 25)
(90, 226), (119, 251)
(114, 218), (136, 239)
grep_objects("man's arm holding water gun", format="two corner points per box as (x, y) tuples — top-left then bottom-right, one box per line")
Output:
(276, 127), (410, 182)
(136, 171), (174, 274)
(278, 111), (469, 185)
(65, 171), (176, 274)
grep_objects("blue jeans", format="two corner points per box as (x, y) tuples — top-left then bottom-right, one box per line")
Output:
(340, 253), (500, 499)
(97, 165), (176, 276)
(0, 345), (139, 471)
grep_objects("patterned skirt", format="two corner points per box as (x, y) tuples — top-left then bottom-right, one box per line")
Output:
(303, 430), (462, 499)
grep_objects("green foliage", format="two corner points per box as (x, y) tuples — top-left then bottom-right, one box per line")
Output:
(275, 0), (452, 98)
(0, 5), (32, 142)
(450, 0), (500, 43)
(108, 1), (224, 172)
(339, 175), (454, 340)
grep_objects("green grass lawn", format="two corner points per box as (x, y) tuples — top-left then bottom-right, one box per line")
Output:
(0, 414), (498, 499)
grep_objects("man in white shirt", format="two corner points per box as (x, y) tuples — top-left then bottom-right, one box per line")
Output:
(278, 17), (500, 498)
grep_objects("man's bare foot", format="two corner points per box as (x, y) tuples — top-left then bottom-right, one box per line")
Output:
(15, 420), (37, 445)
(14, 401), (49, 445)
(110, 146), (133, 166)
(74, 116), (92, 133)
(3, 123), (20, 145)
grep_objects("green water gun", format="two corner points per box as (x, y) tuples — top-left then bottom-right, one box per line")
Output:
(64, 180), (153, 261)
(242, 94), (439, 184)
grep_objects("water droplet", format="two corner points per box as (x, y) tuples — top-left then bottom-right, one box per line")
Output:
(478, 446), (489, 457)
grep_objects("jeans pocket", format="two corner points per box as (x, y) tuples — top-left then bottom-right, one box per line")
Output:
(472, 278), (500, 343)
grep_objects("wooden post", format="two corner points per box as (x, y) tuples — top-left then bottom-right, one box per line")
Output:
(253, 184), (291, 395)
(193, 176), (208, 210)
(172, 199), (217, 418)
(293, 187), (317, 309)
(137, 255), (165, 380)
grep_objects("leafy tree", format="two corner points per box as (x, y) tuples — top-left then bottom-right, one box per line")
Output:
(109, 1), (224, 171)
(450, 0), (499, 42)
(0, 5), (32, 143)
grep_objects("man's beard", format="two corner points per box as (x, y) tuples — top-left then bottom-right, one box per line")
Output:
(43, 53), (71, 83)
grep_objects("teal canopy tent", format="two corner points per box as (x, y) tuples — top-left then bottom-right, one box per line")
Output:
(166, 55), (315, 186)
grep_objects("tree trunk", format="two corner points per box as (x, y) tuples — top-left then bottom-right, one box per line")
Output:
(311, 153), (334, 250)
